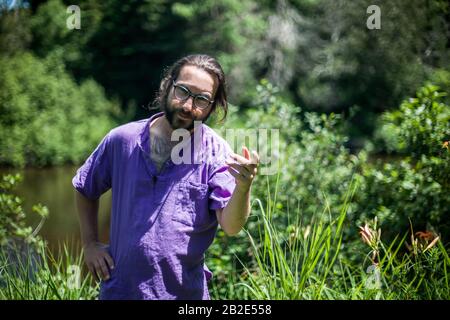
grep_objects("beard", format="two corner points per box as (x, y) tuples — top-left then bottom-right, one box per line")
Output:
(162, 99), (212, 131)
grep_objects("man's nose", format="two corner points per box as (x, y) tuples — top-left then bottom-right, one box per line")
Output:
(182, 96), (194, 112)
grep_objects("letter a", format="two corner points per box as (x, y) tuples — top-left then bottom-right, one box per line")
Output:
(67, 5), (81, 30)
(366, 5), (381, 30)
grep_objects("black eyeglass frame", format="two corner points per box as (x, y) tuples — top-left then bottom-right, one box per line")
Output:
(171, 80), (214, 110)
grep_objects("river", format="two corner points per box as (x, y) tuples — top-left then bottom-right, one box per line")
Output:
(0, 165), (112, 253)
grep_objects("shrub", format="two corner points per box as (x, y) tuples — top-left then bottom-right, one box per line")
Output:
(0, 52), (121, 167)
(358, 85), (450, 244)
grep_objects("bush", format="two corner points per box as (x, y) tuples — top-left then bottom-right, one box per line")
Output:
(358, 85), (450, 244)
(376, 84), (450, 160)
(0, 52), (121, 167)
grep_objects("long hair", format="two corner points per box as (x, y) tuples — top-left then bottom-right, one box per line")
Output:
(150, 54), (228, 122)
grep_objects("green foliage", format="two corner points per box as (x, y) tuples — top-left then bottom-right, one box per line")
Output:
(0, 6), (32, 56)
(0, 174), (47, 246)
(377, 84), (450, 158)
(0, 242), (99, 300)
(1, 0), (449, 300)
(209, 80), (361, 298)
(238, 178), (356, 299)
(239, 191), (449, 299)
(209, 81), (449, 298)
(428, 69), (450, 103)
(0, 173), (98, 299)
(0, 52), (121, 167)
(358, 85), (450, 243)
(67, 0), (192, 118)
(29, 0), (105, 75)
(217, 80), (360, 221)
(4, 0), (449, 141)
(294, 0), (448, 140)
(30, 0), (73, 56)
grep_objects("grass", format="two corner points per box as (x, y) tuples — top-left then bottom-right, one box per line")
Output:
(1, 174), (448, 300)
(228, 175), (450, 300)
(0, 240), (98, 300)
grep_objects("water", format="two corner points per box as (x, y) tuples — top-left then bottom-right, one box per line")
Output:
(0, 166), (112, 252)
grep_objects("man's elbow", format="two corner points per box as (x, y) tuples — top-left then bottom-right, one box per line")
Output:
(224, 230), (241, 237)
(221, 225), (243, 237)
(217, 210), (246, 236)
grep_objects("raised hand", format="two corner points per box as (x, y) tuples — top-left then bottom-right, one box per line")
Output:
(226, 146), (260, 192)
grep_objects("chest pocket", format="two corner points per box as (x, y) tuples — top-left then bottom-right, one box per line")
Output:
(173, 181), (210, 227)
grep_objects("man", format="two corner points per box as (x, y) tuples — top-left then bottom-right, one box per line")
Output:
(72, 54), (259, 299)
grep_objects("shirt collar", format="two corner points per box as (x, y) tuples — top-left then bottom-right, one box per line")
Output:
(138, 112), (205, 165)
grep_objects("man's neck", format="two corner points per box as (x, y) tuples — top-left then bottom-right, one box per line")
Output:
(149, 116), (175, 172)
(152, 115), (173, 138)
(148, 114), (202, 172)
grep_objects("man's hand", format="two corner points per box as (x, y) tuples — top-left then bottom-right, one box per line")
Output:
(217, 146), (259, 236)
(226, 146), (260, 192)
(83, 242), (115, 282)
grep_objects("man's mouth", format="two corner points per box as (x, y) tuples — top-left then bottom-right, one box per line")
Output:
(177, 113), (192, 121)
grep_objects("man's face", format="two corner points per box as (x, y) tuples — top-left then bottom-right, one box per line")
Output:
(164, 65), (218, 131)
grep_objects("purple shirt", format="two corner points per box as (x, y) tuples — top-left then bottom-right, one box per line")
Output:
(72, 112), (236, 300)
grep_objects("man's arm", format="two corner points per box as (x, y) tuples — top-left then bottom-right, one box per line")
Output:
(216, 146), (259, 236)
(75, 190), (114, 281)
(216, 185), (251, 236)
(76, 190), (100, 246)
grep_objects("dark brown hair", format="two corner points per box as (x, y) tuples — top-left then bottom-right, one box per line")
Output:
(150, 54), (228, 121)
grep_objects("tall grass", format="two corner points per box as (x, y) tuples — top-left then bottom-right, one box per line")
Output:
(0, 240), (98, 300)
(1, 174), (448, 300)
(236, 176), (450, 300)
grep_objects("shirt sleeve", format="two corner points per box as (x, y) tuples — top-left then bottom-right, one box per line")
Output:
(72, 133), (112, 200)
(208, 144), (236, 211)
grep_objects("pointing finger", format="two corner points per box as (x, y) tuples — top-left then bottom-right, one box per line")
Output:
(242, 146), (251, 161)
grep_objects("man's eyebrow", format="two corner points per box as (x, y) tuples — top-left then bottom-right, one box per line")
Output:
(177, 82), (213, 97)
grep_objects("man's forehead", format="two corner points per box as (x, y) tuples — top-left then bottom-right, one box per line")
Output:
(177, 65), (218, 94)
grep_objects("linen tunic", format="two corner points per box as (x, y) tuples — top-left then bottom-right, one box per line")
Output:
(72, 112), (236, 299)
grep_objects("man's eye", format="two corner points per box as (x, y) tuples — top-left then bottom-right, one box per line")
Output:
(197, 96), (209, 102)
(175, 86), (189, 97)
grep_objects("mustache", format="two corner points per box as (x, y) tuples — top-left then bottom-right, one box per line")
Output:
(177, 110), (194, 119)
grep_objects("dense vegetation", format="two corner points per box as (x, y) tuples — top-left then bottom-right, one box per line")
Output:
(207, 82), (449, 299)
(0, 0), (449, 300)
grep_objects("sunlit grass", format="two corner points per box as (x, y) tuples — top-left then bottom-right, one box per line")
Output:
(234, 176), (450, 300)
(0, 240), (98, 300)
(1, 174), (448, 300)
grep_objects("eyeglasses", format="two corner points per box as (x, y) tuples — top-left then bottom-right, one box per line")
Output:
(172, 80), (214, 110)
